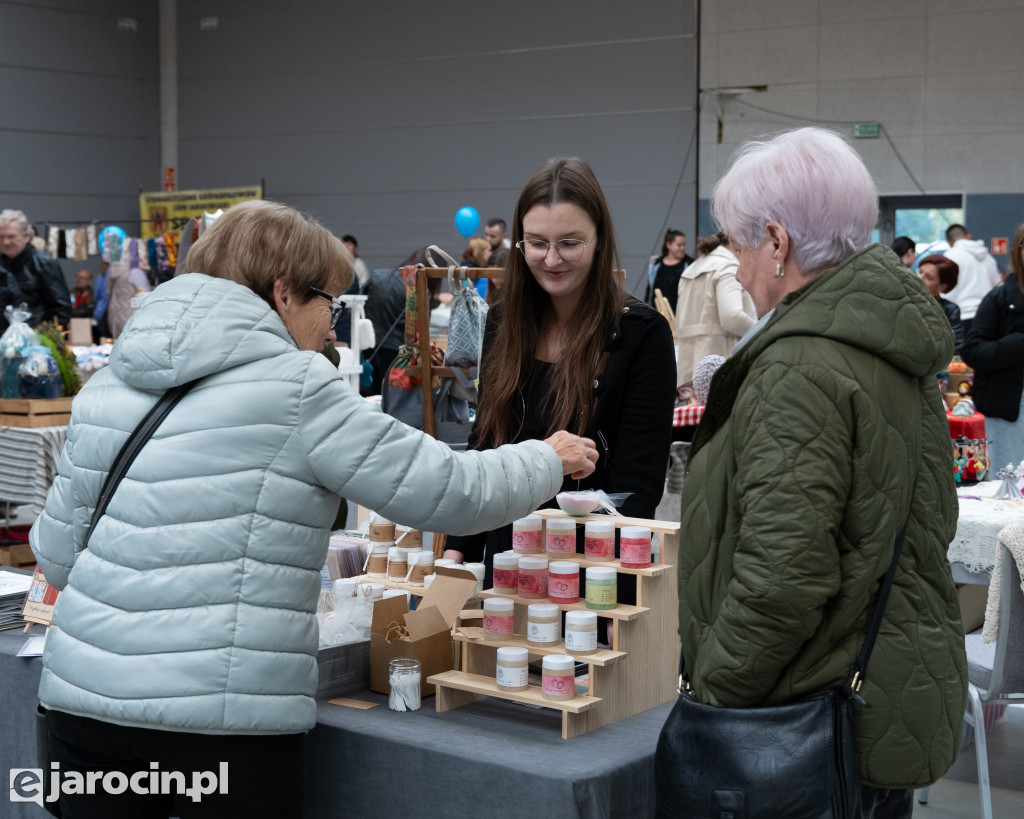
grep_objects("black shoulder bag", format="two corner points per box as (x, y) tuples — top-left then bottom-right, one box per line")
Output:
(35, 378), (199, 818)
(655, 488), (915, 819)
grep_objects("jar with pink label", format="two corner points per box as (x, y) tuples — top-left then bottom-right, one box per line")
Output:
(620, 525), (652, 569)
(492, 552), (519, 595)
(518, 556), (549, 599)
(511, 514), (543, 554)
(482, 598), (515, 640)
(541, 654), (576, 701)
(584, 520), (615, 561)
(545, 517), (577, 559)
(548, 560), (580, 605)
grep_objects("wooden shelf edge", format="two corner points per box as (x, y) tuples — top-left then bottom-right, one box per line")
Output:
(427, 670), (600, 713)
(508, 554), (672, 577)
(477, 590), (649, 620)
(530, 508), (681, 535)
(453, 632), (626, 666)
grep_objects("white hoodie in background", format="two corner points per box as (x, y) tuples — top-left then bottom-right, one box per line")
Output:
(944, 238), (1001, 320)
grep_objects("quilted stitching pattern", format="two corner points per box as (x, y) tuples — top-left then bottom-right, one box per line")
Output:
(678, 245), (967, 789)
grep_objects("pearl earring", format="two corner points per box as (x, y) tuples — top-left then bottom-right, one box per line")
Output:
(775, 263), (784, 278)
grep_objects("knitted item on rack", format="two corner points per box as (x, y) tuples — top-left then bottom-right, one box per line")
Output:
(982, 519), (1024, 643)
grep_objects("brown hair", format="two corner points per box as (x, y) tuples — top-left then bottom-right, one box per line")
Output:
(181, 200), (352, 308)
(1011, 223), (1024, 291)
(918, 253), (959, 292)
(473, 157), (623, 447)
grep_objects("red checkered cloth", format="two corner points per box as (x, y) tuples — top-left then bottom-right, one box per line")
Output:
(673, 403), (705, 428)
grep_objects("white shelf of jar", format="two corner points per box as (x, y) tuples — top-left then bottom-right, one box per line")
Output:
(427, 670), (602, 740)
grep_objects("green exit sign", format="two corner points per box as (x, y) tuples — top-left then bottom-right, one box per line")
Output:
(853, 122), (880, 138)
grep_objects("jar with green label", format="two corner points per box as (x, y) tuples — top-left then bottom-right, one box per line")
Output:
(585, 566), (617, 610)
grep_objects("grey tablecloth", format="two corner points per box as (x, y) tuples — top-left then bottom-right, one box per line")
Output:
(1, 631), (668, 818)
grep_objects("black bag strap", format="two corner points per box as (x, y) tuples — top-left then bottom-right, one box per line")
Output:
(680, 480), (917, 702)
(849, 479), (916, 697)
(83, 378), (200, 550)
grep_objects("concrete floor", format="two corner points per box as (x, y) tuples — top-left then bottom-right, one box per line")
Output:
(916, 705), (1024, 818)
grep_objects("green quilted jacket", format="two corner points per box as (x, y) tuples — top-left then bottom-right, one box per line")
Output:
(678, 244), (968, 789)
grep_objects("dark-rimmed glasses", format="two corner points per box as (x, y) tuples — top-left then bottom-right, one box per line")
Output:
(309, 287), (346, 330)
(515, 237), (596, 261)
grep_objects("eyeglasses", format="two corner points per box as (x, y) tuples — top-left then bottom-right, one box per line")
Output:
(515, 237), (596, 262)
(309, 287), (346, 330)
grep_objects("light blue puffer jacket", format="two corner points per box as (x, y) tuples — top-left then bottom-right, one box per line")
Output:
(30, 273), (562, 735)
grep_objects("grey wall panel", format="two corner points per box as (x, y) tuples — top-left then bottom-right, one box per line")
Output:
(0, 1), (158, 77)
(177, 0), (698, 288)
(0, 0), (160, 282)
(0, 67), (157, 136)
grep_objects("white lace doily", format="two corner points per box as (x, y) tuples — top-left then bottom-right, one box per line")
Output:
(950, 481), (1024, 572)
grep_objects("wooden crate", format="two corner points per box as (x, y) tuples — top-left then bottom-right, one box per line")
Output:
(428, 511), (681, 739)
(0, 397), (72, 428)
(0, 541), (36, 568)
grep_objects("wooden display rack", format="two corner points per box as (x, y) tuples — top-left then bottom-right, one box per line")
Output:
(428, 510), (681, 739)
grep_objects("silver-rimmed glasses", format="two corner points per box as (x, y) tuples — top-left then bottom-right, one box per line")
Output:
(309, 287), (346, 330)
(515, 237), (596, 261)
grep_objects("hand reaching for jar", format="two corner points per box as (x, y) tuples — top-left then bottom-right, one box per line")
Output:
(544, 431), (599, 480)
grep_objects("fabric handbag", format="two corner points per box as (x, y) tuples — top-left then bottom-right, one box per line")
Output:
(381, 358), (471, 448)
(655, 486), (915, 819)
(35, 377), (200, 817)
(425, 245), (488, 389)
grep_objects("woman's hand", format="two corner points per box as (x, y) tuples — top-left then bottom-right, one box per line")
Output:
(544, 431), (599, 479)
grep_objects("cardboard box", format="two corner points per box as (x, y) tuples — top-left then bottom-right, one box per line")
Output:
(370, 567), (478, 696)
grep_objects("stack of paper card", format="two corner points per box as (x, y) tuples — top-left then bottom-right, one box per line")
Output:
(326, 531), (371, 580)
(0, 566), (33, 630)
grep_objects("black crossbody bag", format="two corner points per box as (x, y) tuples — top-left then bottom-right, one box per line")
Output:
(655, 488), (914, 819)
(35, 378), (200, 817)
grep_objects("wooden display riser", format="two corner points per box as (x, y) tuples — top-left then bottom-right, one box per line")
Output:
(478, 590), (648, 621)
(427, 670), (602, 740)
(506, 554), (672, 577)
(453, 631), (627, 667)
(429, 513), (681, 739)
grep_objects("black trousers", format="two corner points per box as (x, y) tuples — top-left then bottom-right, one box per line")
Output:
(44, 709), (305, 819)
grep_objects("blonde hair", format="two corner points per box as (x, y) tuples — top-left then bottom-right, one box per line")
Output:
(182, 200), (353, 306)
(463, 237), (491, 267)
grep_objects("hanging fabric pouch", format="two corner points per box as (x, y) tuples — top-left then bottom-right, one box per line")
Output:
(426, 245), (488, 394)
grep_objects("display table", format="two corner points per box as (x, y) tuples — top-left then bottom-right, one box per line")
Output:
(0, 425), (67, 517)
(1, 630), (671, 818)
(951, 481), (1024, 578)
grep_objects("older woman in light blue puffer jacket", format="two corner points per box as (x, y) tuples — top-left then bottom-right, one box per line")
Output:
(30, 200), (597, 818)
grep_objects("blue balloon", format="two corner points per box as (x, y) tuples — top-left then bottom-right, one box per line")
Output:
(98, 226), (127, 260)
(454, 206), (480, 238)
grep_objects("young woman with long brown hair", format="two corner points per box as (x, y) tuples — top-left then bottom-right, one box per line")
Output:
(444, 157), (676, 585)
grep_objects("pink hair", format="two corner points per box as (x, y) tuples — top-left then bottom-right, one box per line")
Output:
(712, 127), (878, 272)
